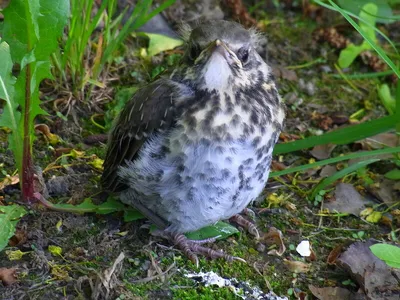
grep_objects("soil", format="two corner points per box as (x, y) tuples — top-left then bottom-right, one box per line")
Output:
(0, 1), (399, 300)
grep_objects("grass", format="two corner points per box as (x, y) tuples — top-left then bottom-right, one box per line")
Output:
(273, 0), (400, 193)
(51, 0), (175, 102)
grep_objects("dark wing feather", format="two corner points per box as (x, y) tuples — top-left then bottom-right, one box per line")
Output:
(101, 78), (184, 192)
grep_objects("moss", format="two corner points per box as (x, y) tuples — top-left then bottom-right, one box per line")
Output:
(172, 285), (240, 300)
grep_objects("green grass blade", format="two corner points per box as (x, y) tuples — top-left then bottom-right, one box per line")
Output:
(324, 0), (400, 78)
(331, 70), (394, 79)
(145, 0), (176, 23)
(314, 0), (399, 59)
(310, 158), (380, 200)
(274, 114), (399, 154)
(271, 146), (400, 177)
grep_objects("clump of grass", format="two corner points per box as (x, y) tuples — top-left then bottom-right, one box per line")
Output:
(274, 0), (400, 189)
(51, 0), (175, 106)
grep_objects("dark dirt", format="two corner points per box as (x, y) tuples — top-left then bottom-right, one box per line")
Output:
(1, 1), (400, 300)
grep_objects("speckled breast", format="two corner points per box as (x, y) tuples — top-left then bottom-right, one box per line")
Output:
(118, 86), (284, 233)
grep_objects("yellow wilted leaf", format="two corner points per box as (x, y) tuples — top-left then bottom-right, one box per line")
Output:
(360, 207), (373, 217)
(48, 245), (62, 256)
(283, 259), (311, 273)
(70, 149), (85, 158)
(88, 157), (104, 171)
(56, 219), (63, 232)
(35, 124), (61, 145)
(50, 264), (70, 281)
(366, 211), (382, 223)
(116, 231), (128, 237)
(266, 193), (281, 207)
(6, 250), (29, 261)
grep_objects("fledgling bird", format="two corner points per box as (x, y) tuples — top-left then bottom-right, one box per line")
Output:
(101, 20), (285, 264)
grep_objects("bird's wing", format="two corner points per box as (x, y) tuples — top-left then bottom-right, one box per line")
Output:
(101, 78), (189, 192)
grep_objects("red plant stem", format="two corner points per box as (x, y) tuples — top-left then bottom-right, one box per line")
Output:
(21, 63), (35, 203)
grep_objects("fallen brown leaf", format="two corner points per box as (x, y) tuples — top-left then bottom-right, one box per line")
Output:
(0, 267), (17, 286)
(357, 133), (399, 150)
(368, 178), (398, 206)
(283, 259), (311, 273)
(310, 144), (336, 160)
(327, 242), (351, 266)
(262, 227), (286, 256)
(8, 229), (27, 247)
(309, 285), (355, 300)
(0, 175), (20, 191)
(35, 124), (61, 145)
(337, 240), (400, 300)
(320, 165), (337, 178)
(325, 183), (371, 216)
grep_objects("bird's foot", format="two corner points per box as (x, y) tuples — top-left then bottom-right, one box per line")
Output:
(229, 210), (260, 240)
(163, 232), (246, 267)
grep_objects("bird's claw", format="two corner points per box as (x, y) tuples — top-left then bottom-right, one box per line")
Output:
(169, 233), (246, 266)
(229, 213), (260, 240)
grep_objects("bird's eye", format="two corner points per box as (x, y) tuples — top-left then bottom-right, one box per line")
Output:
(237, 48), (249, 64)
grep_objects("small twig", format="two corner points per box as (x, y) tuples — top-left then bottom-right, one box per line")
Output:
(129, 262), (176, 284)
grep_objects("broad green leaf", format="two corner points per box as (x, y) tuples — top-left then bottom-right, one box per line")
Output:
(0, 204), (28, 252)
(338, 3), (377, 68)
(50, 197), (124, 214)
(96, 196), (126, 214)
(338, 43), (369, 68)
(2, 0), (69, 195)
(359, 3), (378, 42)
(0, 41), (22, 167)
(338, 0), (394, 24)
(47, 196), (133, 216)
(145, 33), (183, 57)
(370, 243), (400, 268)
(327, 0), (400, 78)
(310, 159), (380, 199)
(124, 208), (145, 222)
(3, 0), (70, 63)
(378, 84), (396, 115)
(185, 221), (239, 241)
(384, 169), (400, 180)
(51, 198), (98, 213)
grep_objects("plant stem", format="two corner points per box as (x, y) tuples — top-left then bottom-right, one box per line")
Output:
(21, 63), (35, 203)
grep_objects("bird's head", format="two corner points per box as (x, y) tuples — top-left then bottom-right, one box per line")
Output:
(179, 20), (270, 92)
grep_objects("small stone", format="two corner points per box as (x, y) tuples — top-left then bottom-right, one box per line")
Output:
(320, 65), (332, 73)
(256, 242), (266, 252)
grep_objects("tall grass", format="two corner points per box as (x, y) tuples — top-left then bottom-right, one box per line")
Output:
(272, 0), (400, 194)
(52, 0), (175, 102)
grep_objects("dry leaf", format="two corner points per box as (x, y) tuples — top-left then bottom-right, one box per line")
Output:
(310, 144), (336, 160)
(262, 227), (286, 256)
(357, 133), (399, 150)
(309, 285), (354, 300)
(35, 124), (61, 145)
(0, 267), (17, 286)
(8, 229), (27, 247)
(325, 183), (370, 216)
(320, 165), (337, 177)
(337, 240), (400, 300)
(327, 242), (350, 266)
(0, 175), (19, 191)
(283, 259), (310, 273)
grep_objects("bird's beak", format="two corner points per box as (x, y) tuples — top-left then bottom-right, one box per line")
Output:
(200, 39), (242, 68)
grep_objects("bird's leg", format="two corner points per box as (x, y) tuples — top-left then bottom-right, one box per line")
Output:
(229, 209), (260, 240)
(168, 232), (245, 267)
